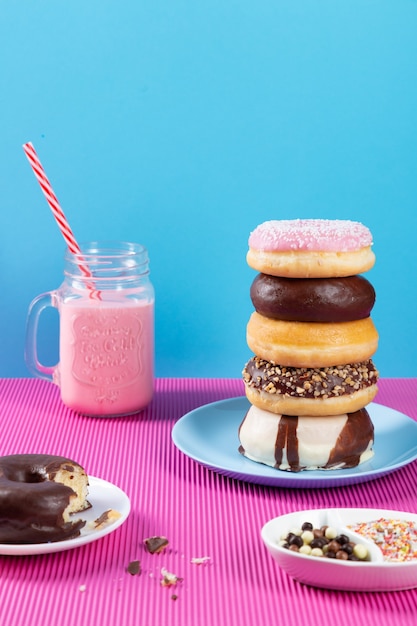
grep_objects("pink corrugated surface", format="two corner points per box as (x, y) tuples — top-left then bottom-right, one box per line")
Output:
(1, 378), (417, 626)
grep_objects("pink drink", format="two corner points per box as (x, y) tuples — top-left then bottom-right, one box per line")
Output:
(58, 299), (154, 416)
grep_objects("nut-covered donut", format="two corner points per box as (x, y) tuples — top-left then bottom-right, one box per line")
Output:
(0, 454), (90, 544)
(250, 274), (376, 322)
(242, 356), (379, 416)
(247, 219), (375, 278)
(246, 312), (379, 368)
(238, 405), (374, 471)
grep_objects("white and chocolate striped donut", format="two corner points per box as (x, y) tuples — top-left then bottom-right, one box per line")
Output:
(238, 404), (374, 471)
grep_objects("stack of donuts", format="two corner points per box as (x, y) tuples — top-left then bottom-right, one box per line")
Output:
(238, 219), (379, 472)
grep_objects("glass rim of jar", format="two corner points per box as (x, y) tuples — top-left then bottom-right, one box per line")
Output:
(64, 241), (147, 259)
(64, 241), (150, 281)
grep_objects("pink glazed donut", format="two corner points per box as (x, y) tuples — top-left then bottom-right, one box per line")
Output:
(246, 219), (375, 278)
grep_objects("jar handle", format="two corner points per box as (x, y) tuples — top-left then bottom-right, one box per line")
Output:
(25, 291), (58, 382)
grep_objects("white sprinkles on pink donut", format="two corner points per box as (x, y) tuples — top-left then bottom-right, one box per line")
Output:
(249, 219), (373, 253)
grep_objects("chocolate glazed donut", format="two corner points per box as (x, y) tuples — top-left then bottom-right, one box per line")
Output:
(0, 455), (86, 544)
(250, 274), (376, 322)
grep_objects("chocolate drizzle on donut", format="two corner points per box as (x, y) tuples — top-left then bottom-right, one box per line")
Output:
(273, 410), (374, 472)
(275, 416), (299, 469)
(327, 409), (374, 469)
(243, 357), (378, 399)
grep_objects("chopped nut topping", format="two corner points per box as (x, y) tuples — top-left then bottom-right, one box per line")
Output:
(242, 358), (378, 399)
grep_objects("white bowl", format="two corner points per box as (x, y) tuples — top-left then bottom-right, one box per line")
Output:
(261, 508), (417, 592)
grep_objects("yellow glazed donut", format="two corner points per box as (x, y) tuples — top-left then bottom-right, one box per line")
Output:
(247, 219), (375, 278)
(246, 312), (379, 368)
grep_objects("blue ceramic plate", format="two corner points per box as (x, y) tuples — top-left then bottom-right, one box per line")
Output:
(172, 398), (417, 487)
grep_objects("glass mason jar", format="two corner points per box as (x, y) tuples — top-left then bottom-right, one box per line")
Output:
(26, 242), (154, 417)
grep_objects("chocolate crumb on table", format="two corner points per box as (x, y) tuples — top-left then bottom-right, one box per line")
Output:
(144, 536), (169, 554)
(127, 560), (141, 576)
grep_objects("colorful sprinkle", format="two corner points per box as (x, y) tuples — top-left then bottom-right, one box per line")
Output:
(349, 519), (417, 562)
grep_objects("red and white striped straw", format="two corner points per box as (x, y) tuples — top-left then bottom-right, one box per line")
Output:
(22, 142), (100, 299)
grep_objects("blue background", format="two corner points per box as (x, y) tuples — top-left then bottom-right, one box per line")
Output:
(1, 0), (416, 380)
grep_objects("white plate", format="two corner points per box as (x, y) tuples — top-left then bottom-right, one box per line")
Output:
(0, 476), (130, 555)
(172, 398), (417, 487)
(262, 508), (417, 591)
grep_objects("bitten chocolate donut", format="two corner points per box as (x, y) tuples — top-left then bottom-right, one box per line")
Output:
(0, 454), (90, 544)
(247, 219), (375, 278)
(250, 274), (376, 322)
(238, 405), (374, 471)
(242, 357), (379, 416)
(247, 312), (378, 368)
